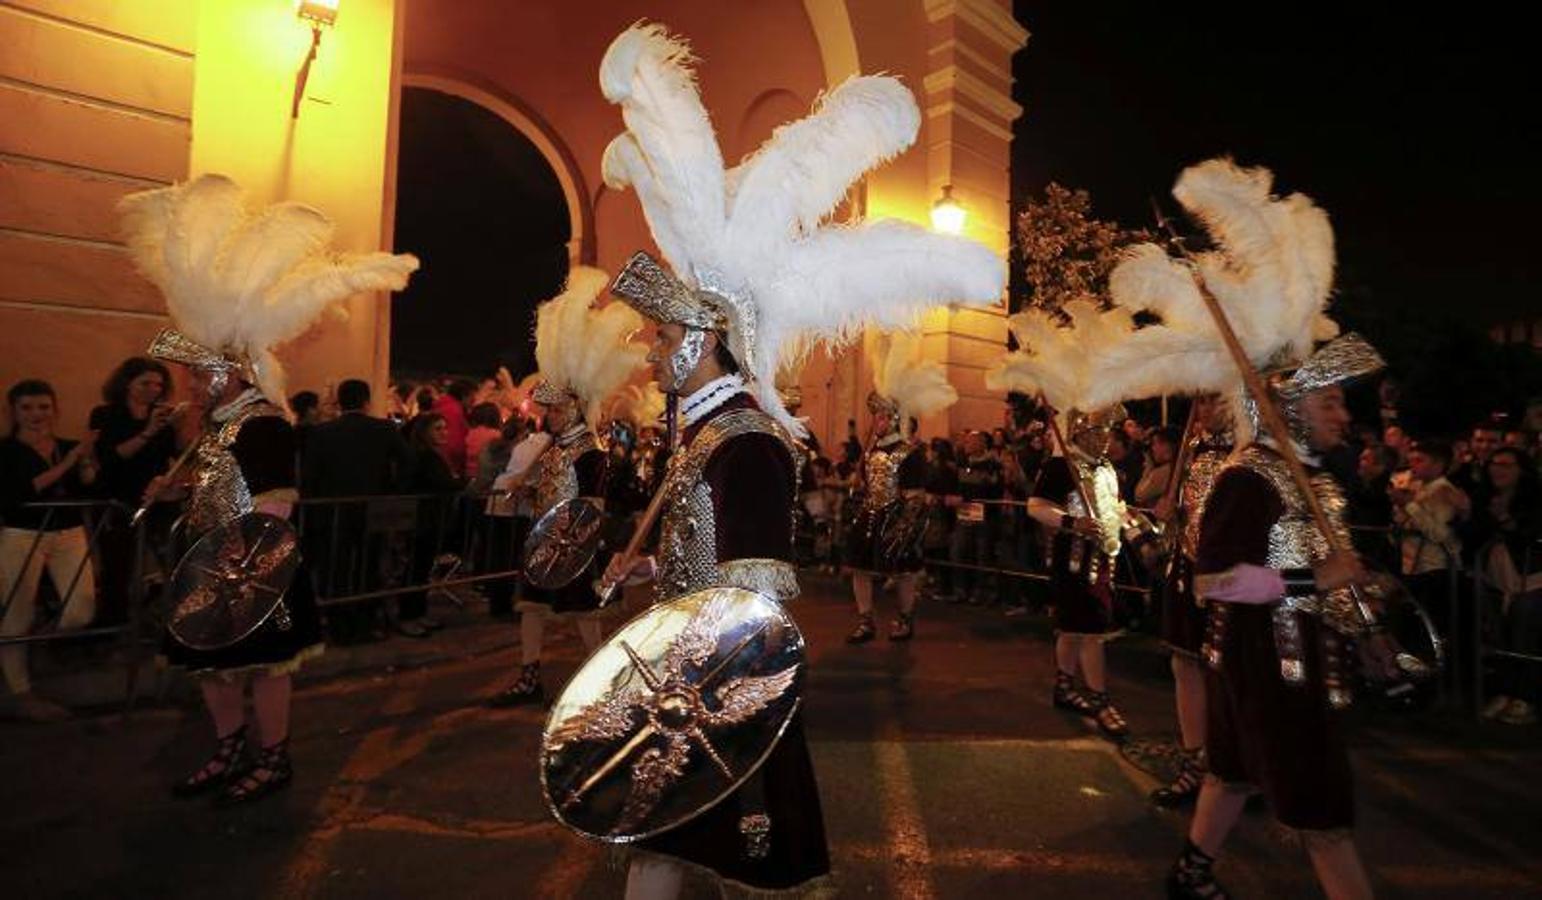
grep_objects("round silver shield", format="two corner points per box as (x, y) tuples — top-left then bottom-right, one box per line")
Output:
(522, 497), (606, 589)
(168, 512), (300, 651)
(540, 586), (804, 843)
(876, 496), (928, 568)
(1352, 569), (1444, 706)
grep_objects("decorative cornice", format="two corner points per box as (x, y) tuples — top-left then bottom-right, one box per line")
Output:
(930, 38), (1011, 82)
(923, 65), (1024, 123)
(926, 100), (1015, 142)
(923, 0), (1031, 54)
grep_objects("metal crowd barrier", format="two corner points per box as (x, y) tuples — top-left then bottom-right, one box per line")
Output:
(1, 499), (150, 711)
(293, 491), (524, 608)
(1471, 535), (1542, 715)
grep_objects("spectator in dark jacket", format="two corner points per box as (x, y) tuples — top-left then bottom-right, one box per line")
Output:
(300, 379), (414, 641)
(302, 380), (413, 499)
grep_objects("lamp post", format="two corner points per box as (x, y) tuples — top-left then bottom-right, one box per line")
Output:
(292, 0), (340, 118)
(930, 184), (966, 235)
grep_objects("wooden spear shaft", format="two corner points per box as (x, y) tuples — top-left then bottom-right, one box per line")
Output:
(1038, 393), (1096, 516)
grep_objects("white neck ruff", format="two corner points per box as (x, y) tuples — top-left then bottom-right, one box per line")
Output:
(681, 374), (746, 426)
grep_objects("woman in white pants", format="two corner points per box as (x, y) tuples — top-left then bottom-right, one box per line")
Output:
(1, 379), (99, 721)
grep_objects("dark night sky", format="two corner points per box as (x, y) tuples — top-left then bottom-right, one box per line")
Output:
(1011, 2), (1539, 325)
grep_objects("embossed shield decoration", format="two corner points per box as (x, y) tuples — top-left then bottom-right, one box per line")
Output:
(877, 496), (929, 567)
(168, 513), (300, 651)
(522, 498), (606, 589)
(540, 587), (805, 842)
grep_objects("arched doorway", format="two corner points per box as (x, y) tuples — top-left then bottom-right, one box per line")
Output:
(390, 87), (571, 382)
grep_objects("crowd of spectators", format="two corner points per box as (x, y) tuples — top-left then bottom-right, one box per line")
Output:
(3, 359), (1541, 725)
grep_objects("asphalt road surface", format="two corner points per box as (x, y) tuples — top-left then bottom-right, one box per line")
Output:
(5, 573), (1539, 898)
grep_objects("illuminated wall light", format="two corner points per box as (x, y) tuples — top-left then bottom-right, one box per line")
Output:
(293, 0), (340, 118)
(930, 184), (966, 235)
(297, 0), (340, 26)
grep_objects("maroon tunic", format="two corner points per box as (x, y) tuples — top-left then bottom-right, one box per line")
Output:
(635, 392), (831, 893)
(1196, 460), (1355, 831)
(1035, 457), (1118, 635)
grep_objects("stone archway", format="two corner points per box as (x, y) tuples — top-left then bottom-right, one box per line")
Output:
(401, 71), (594, 264)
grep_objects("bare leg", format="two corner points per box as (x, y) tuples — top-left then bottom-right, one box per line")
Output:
(1077, 636), (1107, 693)
(576, 618), (602, 653)
(1173, 654), (1207, 750)
(1306, 834), (1374, 900)
(174, 677), (249, 793)
(847, 574), (877, 643)
(896, 574), (917, 616)
(520, 607), (546, 666)
(200, 678), (247, 738)
(852, 574), (874, 616)
(1188, 776), (1249, 856)
(1054, 633), (1080, 677)
(250, 673), (293, 747)
(624, 857), (684, 900)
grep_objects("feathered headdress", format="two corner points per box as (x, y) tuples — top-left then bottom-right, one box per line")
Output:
(599, 22), (1005, 435)
(119, 174), (419, 408)
(869, 331), (959, 431)
(984, 299), (1137, 417)
(532, 267), (650, 429)
(1086, 158), (1347, 409)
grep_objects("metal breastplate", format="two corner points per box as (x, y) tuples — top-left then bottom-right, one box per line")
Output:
(1210, 445), (1357, 708)
(1179, 445), (1231, 560)
(655, 409), (799, 604)
(1065, 458), (1124, 558)
(534, 433), (599, 520)
(861, 441), (913, 511)
(187, 399), (283, 537)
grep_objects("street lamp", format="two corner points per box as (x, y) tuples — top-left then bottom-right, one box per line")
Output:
(292, 0), (340, 118)
(930, 184), (966, 235)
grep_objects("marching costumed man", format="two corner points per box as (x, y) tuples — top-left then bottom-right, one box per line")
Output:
(1150, 394), (1234, 808)
(123, 175), (418, 805)
(1082, 158), (1384, 898)
(845, 332), (957, 643)
(1177, 339), (1382, 899)
(587, 23), (1004, 899)
(990, 304), (1138, 742)
(490, 268), (648, 707)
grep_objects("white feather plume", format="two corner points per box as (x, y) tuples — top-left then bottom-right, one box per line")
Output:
(871, 331), (958, 426)
(725, 76), (919, 252)
(985, 299), (1137, 415)
(534, 267), (651, 429)
(118, 174), (419, 407)
(600, 22), (1005, 435)
(1068, 158), (1342, 413)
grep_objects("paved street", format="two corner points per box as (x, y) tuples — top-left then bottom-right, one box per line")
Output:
(5, 573), (1540, 899)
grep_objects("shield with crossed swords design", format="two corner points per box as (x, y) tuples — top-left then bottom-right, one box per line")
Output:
(168, 512), (300, 651)
(539, 586), (804, 842)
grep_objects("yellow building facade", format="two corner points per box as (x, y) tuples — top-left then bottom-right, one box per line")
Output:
(0, 0), (1026, 451)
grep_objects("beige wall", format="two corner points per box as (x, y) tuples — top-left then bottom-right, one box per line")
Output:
(0, 0), (404, 433)
(189, 0), (402, 406)
(0, 0), (198, 434)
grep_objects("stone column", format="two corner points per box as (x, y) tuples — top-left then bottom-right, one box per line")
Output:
(918, 0), (1028, 438)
